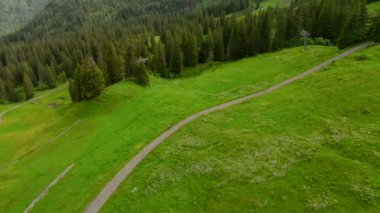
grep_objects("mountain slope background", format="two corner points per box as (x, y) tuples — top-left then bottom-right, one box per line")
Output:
(0, 0), (50, 36)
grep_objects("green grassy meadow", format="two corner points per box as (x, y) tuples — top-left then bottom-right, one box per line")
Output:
(102, 45), (380, 212)
(368, 1), (380, 17)
(0, 46), (339, 212)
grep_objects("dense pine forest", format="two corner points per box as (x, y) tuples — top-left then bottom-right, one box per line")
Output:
(0, 0), (378, 103)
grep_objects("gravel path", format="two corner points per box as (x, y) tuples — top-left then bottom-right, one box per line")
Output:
(85, 42), (374, 213)
(24, 163), (76, 213)
(0, 88), (62, 124)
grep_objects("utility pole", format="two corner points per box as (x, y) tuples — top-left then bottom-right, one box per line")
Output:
(300, 30), (310, 51)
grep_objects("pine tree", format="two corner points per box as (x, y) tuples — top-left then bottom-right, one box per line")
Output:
(153, 41), (168, 78)
(213, 28), (225, 61)
(136, 62), (150, 86)
(369, 14), (380, 42)
(0, 78), (6, 101)
(69, 58), (105, 102)
(272, 9), (287, 51)
(259, 11), (272, 53)
(199, 31), (214, 63)
(182, 33), (199, 67)
(337, 0), (367, 49)
(229, 23), (244, 60)
(23, 73), (34, 99)
(104, 43), (124, 85)
(169, 38), (184, 75)
(4, 80), (19, 102)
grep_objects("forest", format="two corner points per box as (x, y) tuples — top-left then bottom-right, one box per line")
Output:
(0, 0), (378, 103)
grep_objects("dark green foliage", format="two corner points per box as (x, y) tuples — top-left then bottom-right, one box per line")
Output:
(135, 62), (150, 86)
(182, 33), (199, 67)
(153, 41), (168, 77)
(104, 43), (125, 85)
(212, 27), (225, 61)
(23, 73), (34, 99)
(4, 80), (19, 102)
(337, 0), (368, 49)
(0, 78), (6, 101)
(199, 31), (214, 63)
(69, 58), (105, 102)
(272, 10), (287, 51)
(0, 0), (374, 103)
(369, 14), (380, 42)
(169, 38), (184, 75)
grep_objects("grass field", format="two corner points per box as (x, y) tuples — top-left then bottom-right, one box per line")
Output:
(0, 46), (339, 212)
(102, 45), (380, 212)
(368, 1), (380, 17)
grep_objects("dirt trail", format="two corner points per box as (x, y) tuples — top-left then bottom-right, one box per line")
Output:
(85, 42), (375, 213)
(24, 163), (76, 213)
(0, 88), (62, 124)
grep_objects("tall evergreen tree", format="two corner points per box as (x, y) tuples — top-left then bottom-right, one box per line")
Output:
(272, 9), (287, 51)
(153, 41), (168, 77)
(104, 43), (124, 85)
(199, 31), (214, 63)
(169, 37), (184, 75)
(337, 0), (367, 49)
(0, 78), (6, 101)
(23, 73), (34, 99)
(213, 28), (225, 61)
(69, 58), (105, 102)
(182, 33), (199, 67)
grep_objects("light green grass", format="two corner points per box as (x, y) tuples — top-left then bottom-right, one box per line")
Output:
(102, 45), (380, 212)
(368, 1), (380, 17)
(260, 0), (291, 8)
(0, 46), (339, 212)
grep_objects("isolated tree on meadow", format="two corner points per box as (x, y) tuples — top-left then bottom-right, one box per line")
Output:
(69, 58), (105, 102)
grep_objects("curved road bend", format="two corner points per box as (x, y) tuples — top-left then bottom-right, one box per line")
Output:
(85, 42), (375, 213)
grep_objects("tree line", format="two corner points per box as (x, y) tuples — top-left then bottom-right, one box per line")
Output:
(0, 0), (377, 103)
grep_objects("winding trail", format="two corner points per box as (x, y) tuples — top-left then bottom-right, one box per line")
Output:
(24, 163), (76, 213)
(85, 42), (374, 213)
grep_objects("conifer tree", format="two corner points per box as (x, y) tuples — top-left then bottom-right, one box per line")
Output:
(199, 31), (214, 63)
(4, 80), (19, 102)
(23, 73), (34, 99)
(136, 61), (150, 86)
(0, 78), (6, 101)
(272, 10), (287, 51)
(337, 0), (367, 49)
(182, 33), (199, 67)
(69, 58), (105, 102)
(104, 43), (124, 85)
(213, 28), (225, 61)
(153, 41), (168, 77)
(169, 38), (184, 75)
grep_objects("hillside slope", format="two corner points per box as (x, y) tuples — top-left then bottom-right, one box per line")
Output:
(0, 0), (50, 36)
(102, 45), (380, 212)
(0, 46), (338, 212)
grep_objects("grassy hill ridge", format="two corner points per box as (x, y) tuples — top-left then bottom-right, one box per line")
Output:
(0, 46), (338, 212)
(103, 45), (380, 212)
